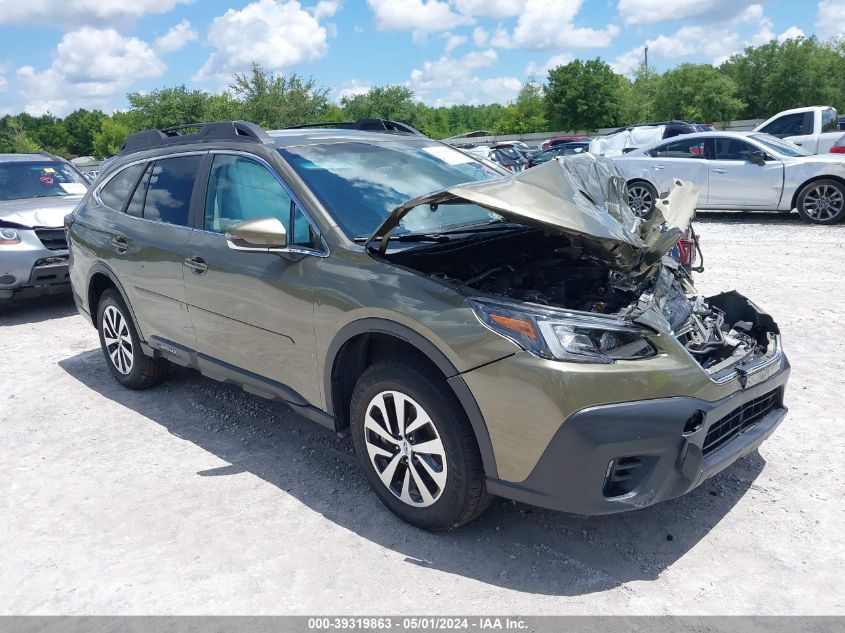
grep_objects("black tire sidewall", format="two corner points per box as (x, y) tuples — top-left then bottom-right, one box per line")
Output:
(796, 179), (845, 225)
(350, 362), (481, 531)
(96, 289), (151, 387)
(628, 180), (657, 220)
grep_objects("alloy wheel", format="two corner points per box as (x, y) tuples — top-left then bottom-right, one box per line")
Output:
(628, 185), (654, 216)
(803, 184), (844, 221)
(102, 305), (134, 375)
(363, 390), (448, 508)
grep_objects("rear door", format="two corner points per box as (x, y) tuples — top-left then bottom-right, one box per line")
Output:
(108, 154), (203, 350)
(705, 137), (784, 209)
(182, 152), (324, 405)
(644, 137), (709, 197)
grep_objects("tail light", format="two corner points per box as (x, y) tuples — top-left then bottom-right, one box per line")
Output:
(831, 145), (845, 154)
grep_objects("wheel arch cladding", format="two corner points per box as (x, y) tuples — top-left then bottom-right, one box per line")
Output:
(86, 265), (137, 334)
(325, 318), (498, 478)
(792, 174), (845, 210)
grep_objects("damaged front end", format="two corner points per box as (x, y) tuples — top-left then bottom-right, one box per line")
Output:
(369, 155), (782, 379)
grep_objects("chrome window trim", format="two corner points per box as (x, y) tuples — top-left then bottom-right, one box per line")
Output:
(93, 150), (208, 212)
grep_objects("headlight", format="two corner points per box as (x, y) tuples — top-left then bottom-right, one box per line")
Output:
(0, 228), (21, 245)
(471, 299), (656, 363)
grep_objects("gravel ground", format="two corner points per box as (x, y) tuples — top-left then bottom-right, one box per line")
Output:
(1, 212), (843, 615)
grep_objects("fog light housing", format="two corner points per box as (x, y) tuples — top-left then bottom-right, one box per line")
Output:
(683, 411), (705, 435)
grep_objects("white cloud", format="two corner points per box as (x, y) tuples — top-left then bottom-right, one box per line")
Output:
(495, 0), (619, 49)
(14, 27), (165, 115)
(367, 0), (472, 35)
(778, 26), (805, 41)
(612, 3), (780, 73)
(443, 33), (467, 53)
(0, 76), (7, 92)
(525, 53), (573, 78)
(335, 79), (372, 100)
(0, 0), (193, 27)
(311, 0), (342, 19)
(195, 0), (336, 82)
(618, 0), (756, 25)
(155, 19), (198, 53)
(816, 0), (845, 38)
(472, 26), (489, 47)
(451, 0), (522, 18)
(407, 48), (520, 106)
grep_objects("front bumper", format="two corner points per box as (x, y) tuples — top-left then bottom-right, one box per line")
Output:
(0, 229), (69, 300)
(484, 354), (790, 515)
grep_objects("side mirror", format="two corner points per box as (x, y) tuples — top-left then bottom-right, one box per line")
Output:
(749, 151), (767, 166)
(225, 217), (287, 252)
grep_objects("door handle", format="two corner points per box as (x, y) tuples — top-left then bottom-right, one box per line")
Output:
(653, 164), (665, 171)
(184, 256), (208, 275)
(110, 236), (129, 253)
(712, 168), (727, 174)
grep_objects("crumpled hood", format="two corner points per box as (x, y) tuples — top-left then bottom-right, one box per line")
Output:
(370, 153), (699, 271)
(0, 195), (83, 229)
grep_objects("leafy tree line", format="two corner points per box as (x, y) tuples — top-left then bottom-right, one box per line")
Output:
(2, 36), (844, 159)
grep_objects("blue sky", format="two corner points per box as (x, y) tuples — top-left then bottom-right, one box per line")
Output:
(0, 0), (843, 116)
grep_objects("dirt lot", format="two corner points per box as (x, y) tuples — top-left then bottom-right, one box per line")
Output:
(1, 213), (843, 615)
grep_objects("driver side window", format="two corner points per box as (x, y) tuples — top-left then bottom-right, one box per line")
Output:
(710, 138), (759, 161)
(204, 154), (320, 249)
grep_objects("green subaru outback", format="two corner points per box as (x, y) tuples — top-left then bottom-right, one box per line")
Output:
(67, 120), (789, 530)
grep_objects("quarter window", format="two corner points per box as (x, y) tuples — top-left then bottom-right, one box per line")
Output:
(143, 156), (201, 227)
(204, 154), (319, 249)
(99, 163), (145, 211)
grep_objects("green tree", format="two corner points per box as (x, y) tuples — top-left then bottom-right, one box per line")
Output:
(63, 109), (108, 156)
(126, 85), (221, 130)
(619, 64), (662, 125)
(493, 81), (548, 134)
(2, 117), (42, 153)
(92, 118), (131, 159)
(652, 63), (744, 122)
(230, 62), (330, 128)
(722, 37), (845, 118)
(340, 85), (420, 125)
(544, 59), (625, 131)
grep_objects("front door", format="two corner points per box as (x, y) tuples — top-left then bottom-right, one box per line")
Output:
(182, 152), (324, 406)
(705, 137), (784, 209)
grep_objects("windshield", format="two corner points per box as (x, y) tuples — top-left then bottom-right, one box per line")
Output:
(278, 141), (504, 238)
(0, 161), (88, 201)
(750, 134), (811, 157)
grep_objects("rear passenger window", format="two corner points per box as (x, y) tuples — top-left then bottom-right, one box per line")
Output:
(99, 163), (145, 211)
(651, 138), (705, 159)
(143, 156), (201, 226)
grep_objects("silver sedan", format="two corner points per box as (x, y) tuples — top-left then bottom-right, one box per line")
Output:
(613, 131), (845, 224)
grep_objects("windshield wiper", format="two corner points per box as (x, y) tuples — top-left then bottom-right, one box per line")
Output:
(353, 233), (450, 244)
(354, 220), (525, 244)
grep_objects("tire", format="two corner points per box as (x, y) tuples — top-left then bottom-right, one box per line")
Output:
(627, 180), (658, 220)
(350, 361), (490, 531)
(796, 178), (845, 224)
(96, 288), (168, 389)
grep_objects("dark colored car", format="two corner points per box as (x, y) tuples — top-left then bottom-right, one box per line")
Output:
(66, 120), (789, 531)
(543, 135), (591, 150)
(489, 145), (529, 172)
(528, 142), (591, 167)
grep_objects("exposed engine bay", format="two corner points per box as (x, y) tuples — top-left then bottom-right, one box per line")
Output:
(384, 227), (779, 376)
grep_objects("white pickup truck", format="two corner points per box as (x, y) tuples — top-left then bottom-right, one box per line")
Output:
(754, 106), (843, 154)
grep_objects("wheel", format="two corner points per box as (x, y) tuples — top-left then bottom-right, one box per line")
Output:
(350, 361), (490, 531)
(627, 180), (658, 220)
(97, 288), (168, 389)
(796, 179), (845, 224)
